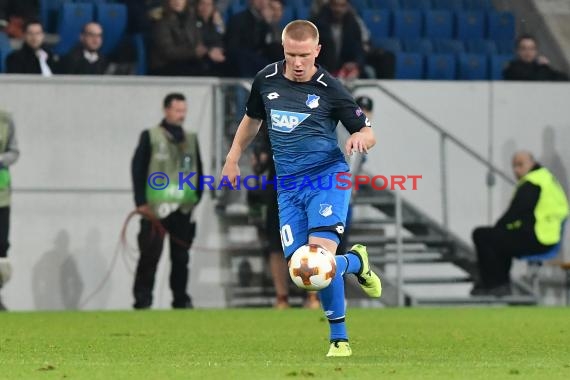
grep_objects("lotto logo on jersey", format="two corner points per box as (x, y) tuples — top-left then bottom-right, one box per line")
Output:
(270, 109), (310, 133)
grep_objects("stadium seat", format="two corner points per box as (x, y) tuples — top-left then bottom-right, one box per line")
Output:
(295, 6), (310, 20)
(456, 11), (485, 40)
(53, 3), (95, 56)
(280, 6), (295, 29)
(489, 54), (513, 80)
(465, 39), (497, 54)
(96, 3), (127, 55)
(132, 33), (147, 76)
(457, 53), (488, 79)
(0, 32), (11, 73)
(372, 37), (402, 53)
(433, 39), (465, 54)
(432, 0), (463, 11)
(363, 9), (391, 42)
(463, 0), (494, 11)
(394, 52), (423, 79)
(426, 54), (457, 79)
(39, 0), (66, 33)
(487, 11), (515, 40)
(424, 10), (453, 39)
(495, 39), (515, 55)
(393, 10), (423, 39)
(348, 0), (369, 15)
(369, 0), (400, 10)
(403, 39), (433, 54)
(400, 0), (432, 10)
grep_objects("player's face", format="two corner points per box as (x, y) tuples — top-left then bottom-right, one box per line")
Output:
(283, 37), (321, 82)
(164, 100), (187, 126)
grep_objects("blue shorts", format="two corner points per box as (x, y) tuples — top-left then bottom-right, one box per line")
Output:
(277, 173), (351, 258)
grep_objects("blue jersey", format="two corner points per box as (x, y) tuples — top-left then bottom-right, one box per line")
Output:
(245, 61), (371, 180)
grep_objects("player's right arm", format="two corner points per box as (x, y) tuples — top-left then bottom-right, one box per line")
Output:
(221, 70), (269, 187)
(222, 115), (263, 186)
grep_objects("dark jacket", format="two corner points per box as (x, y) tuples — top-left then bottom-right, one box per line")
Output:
(149, 9), (202, 71)
(57, 45), (109, 75)
(196, 15), (223, 49)
(503, 60), (568, 81)
(6, 43), (55, 74)
(495, 164), (542, 236)
(311, 7), (365, 73)
(225, 8), (271, 56)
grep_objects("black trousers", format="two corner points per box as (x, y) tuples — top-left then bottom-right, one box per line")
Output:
(0, 207), (9, 258)
(133, 209), (196, 308)
(472, 226), (552, 287)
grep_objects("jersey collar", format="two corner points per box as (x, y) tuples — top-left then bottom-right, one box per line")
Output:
(279, 60), (325, 84)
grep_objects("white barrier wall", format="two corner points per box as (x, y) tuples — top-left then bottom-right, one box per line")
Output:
(1, 76), (569, 311)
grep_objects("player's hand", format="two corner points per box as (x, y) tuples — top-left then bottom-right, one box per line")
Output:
(345, 132), (369, 155)
(222, 159), (241, 188)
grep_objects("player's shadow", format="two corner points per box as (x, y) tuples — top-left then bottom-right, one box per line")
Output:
(32, 230), (84, 310)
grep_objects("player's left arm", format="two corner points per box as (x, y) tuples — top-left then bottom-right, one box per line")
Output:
(345, 126), (376, 155)
(331, 84), (376, 155)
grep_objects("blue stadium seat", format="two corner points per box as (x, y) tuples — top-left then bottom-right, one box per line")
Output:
(489, 54), (513, 80)
(495, 39), (515, 55)
(393, 10), (423, 39)
(349, 0), (369, 15)
(0, 32), (11, 73)
(487, 11), (515, 40)
(373, 37), (402, 52)
(400, 0), (432, 10)
(395, 52), (423, 79)
(280, 6), (295, 29)
(433, 39), (465, 53)
(53, 3), (95, 56)
(132, 34), (147, 76)
(432, 0), (463, 11)
(403, 39), (433, 54)
(426, 54), (457, 79)
(424, 10), (453, 39)
(295, 6), (310, 20)
(456, 11), (485, 40)
(363, 9), (391, 43)
(463, 0), (494, 11)
(458, 53), (488, 79)
(369, 0), (400, 10)
(96, 3), (127, 55)
(39, 0), (66, 33)
(465, 39), (497, 54)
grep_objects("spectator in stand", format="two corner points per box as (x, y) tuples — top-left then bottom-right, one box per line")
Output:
(0, 0), (39, 38)
(264, 0), (286, 62)
(119, 0), (162, 34)
(504, 35), (568, 81)
(195, 0), (227, 76)
(311, 0), (365, 79)
(225, 0), (273, 77)
(149, 0), (210, 76)
(57, 22), (109, 75)
(6, 20), (54, 76)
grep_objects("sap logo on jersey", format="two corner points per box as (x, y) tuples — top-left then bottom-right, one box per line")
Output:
(270, 109), (310, 133)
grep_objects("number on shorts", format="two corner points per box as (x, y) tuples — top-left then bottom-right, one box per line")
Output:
(280, 224), (294, 247)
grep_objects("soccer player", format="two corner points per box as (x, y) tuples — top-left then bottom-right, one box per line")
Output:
(221, 20), (381, 357)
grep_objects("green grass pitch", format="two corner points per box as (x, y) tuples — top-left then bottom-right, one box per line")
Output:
(0, 307), (569, 379)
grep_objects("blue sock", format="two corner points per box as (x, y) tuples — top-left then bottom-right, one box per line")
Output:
(318, 265), (348, 342)
(344, 252), (362, 274)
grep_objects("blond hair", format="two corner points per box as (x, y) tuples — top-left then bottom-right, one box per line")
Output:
(281, 20), (319, 44)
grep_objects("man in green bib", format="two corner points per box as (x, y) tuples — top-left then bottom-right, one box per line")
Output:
(0, 110), (19, 311)
(471, 151), (569, 296)
(131, 93), (202, 309)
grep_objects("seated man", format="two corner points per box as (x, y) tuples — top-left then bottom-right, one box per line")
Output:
(57, 22), (109, 75)
(503, 34), (568, 81)
(471, 151), (568, 296)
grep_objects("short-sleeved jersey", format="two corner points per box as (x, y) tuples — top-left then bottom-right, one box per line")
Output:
(245, 61), (371, 180)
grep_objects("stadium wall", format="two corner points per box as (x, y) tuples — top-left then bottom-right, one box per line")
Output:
(0, 76), (569, 311)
